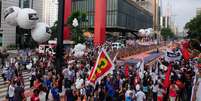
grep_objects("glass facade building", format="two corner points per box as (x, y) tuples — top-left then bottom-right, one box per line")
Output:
(19, 0), (33, 8)
(72, 0), (153, 32)
(0, 0), (2, 28)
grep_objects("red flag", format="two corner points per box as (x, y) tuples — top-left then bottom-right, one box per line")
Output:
(181, 40), (189, 49)
(181, 48), (190, 61)
(88, 49), (114, 85)
(163, 64), (172, 88)
(124, 64), (129, 78)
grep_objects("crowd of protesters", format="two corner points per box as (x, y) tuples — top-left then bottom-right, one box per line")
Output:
(0, 41), (200, 101)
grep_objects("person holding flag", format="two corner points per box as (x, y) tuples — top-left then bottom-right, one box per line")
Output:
(87, 49), (114, 86)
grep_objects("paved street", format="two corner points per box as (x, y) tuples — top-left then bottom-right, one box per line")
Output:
(0, 71), (30, 100)
(0, 0), (200, 100)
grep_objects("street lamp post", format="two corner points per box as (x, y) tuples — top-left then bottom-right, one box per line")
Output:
(55, 0), (65, 73)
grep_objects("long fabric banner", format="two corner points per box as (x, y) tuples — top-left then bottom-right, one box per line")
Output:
(88, 49), (114, 85)
(163, 64), (172, 88)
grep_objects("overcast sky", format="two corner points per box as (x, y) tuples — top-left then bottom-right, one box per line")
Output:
(161, 0), (201, 32)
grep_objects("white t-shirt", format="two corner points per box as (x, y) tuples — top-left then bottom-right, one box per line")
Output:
(125, 89), (132, 97)
(135, 91), (146, 101)
(152, 85), (158, 93)
(39, 91), (46, 101)
(8, 85), (15, 97)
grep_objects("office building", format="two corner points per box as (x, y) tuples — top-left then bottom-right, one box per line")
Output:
(196, 8), (201, 16)
(43, 0), (58, 27)
(160, 16), (170, 28)
(0, 0), (19, 47)
(72, 0), (153, 34)
(133, 0), (161, 32)
(133, 0), (152, 13)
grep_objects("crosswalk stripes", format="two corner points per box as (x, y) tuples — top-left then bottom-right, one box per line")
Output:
(0, 71), (31, 100)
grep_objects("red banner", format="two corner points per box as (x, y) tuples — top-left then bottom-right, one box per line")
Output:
(88, 50), (114, 85)
(163, 64), (172, 88)
(124, 64), (129, 78)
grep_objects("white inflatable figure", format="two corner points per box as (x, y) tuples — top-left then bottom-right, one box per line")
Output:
(73, 44), (86, 58)
(31, 22), (51, 43)
(148, 28), (154, 35)
(17, 8), (39, 29)
(139, 29), (146, 36)
(145, 28), (152, 36)
(4, 6), (21, 26)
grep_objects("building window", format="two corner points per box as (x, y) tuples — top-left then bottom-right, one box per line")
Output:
(19, 0), (33, 8)
(0, 0), (2, 28)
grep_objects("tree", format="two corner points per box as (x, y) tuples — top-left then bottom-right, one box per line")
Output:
(185, 14), (201, 41)
(50, 11), (88, 44)
(160, 28), (175, 40)
(185, 14), (201, 51)
(67, 11), (88, 44)
(50, 21), (58, 40)
(185, 14), (201, 33)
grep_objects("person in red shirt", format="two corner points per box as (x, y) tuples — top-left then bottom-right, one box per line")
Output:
(33, 78), (41, 89)
(31, 89), (40, 101)
(169, 81), (179, 101)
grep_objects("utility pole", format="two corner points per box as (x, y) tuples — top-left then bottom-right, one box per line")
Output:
(152, 0), (157, 31)
(55, 0), (65, 73)
(152, 0), (160, 31)
(153, 0), (161, 51)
